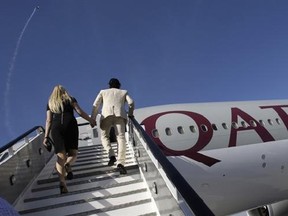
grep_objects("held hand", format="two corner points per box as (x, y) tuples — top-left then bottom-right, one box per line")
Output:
(90, 119), (96, 128)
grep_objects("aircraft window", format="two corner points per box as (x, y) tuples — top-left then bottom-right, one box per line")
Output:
(241, 121), (248, 128)
(231, 122), (239, 129)
(276, 118), (281, 125)
(268, 119), (273, 125)
(177, 126), (184, 134)
(201, 125), (208, 132)
(211, 124), (218, 131)
(189, 126), (196, 133)
(165, 128), (172, 136)
(152, 129), (159, 138)
(222, 123), (228, 129)
(250, 120), (257, 127)
(259, 120), (265, 126)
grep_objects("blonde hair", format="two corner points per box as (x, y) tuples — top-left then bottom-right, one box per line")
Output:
(48, 85), (72, 113)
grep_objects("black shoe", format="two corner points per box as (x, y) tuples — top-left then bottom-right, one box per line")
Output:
(117, 164), (127, 175)
(108, 156), (116, 166)
(59, 182), (68, 194)
(65, 163), (73, 180)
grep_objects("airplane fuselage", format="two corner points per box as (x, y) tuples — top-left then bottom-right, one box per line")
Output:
(134, 100), (288, 215)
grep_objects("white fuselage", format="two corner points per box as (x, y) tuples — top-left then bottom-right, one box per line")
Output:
(133, 100), (288, 215)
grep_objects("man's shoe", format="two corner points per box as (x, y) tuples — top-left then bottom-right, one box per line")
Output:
(108, 156), (116, 166)
(117, 164), (127, 175)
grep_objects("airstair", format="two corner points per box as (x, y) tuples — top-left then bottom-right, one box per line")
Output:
(0, 117), (215, 216)
(14, 143), (158, 216)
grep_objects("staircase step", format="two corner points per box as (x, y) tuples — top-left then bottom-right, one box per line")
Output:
(14, 140), (158, 216)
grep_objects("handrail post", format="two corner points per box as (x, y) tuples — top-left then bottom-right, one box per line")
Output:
(7, 147), (14, 157)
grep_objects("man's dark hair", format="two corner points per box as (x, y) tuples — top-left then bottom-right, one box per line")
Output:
(109, 78), (121, 89)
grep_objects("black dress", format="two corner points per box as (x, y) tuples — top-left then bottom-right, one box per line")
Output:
(47, 98), (79, 153)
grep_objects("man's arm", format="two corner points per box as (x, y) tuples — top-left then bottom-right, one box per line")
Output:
(126, 93), (134, 117)
(91, 92), (103, 120)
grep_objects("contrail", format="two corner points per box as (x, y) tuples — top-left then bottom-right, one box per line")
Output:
(4, 6), (38, 140)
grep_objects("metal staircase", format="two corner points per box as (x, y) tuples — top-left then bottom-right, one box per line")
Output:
(14, 143), (159, 216)
(1, 117), (215, 216)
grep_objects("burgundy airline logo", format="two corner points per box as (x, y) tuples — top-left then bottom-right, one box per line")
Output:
(141, 105), (288, 166)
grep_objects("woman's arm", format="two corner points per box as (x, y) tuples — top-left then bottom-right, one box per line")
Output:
(43, 110), (52, 144)
(73, 102), (96, 127)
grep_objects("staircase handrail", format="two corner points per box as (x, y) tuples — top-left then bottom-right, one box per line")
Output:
(0, 121), (91, 154)
(0, 126), (45, 153)
(129, 116), (215, 216)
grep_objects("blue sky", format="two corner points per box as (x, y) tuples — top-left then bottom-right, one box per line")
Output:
(1, 0), (288, 146)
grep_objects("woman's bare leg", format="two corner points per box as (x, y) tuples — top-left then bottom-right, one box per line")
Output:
(64, 149), (78, 180)
(56, 151), (67, 182)
(65, 149), (78, 165)
(56, 151), (68, 193)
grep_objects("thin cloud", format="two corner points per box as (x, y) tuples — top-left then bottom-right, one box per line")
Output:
(4, 7), (38, 139)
